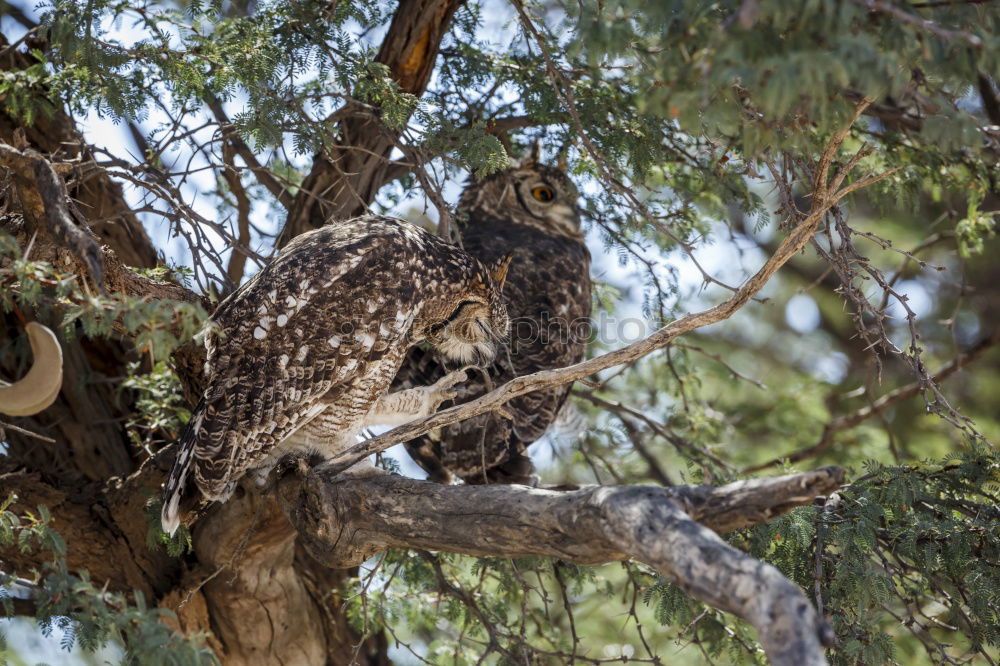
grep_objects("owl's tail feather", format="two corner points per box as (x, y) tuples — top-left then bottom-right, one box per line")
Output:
(160, 406), (204, 536)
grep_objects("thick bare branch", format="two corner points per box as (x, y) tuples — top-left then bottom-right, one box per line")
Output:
(0, 460), (177, 599)
(0, 37), (158, 268)
(0, 142), (105, 287)
(277, 0), (464, 246)
(281, 467), (845, 666)
(0, 141), (204, 309)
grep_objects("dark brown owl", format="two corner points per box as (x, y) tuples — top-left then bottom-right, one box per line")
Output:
(161, 215), (511, 534)
(393, 160), (592, 485)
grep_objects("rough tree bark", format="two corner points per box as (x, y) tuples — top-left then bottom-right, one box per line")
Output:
(0, 35), (163, 485)
(280, 468), (845, 666)
(276, 0), (464, 247)
(0, 130), (849, 660)
(0, 2), (465, 662)
(0, 40), (158, 268)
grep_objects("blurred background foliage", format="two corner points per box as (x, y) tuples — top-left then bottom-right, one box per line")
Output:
(1, 0), (999, 663)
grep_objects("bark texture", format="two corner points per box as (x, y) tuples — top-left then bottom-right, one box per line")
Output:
(0, 35), (166, 484)
(0, 4), (462, 663)
(0, 9), (862, 666)
(277, 0), (464, 247)
(280, 468), (845, 666)
(0, 37), (158, 268)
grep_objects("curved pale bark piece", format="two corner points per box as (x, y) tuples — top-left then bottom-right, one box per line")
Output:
(280, 467), (844, 666)
(0, 322), (63, 417)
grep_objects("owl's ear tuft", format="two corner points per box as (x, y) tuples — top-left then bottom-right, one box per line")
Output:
(489, 253), (515, 291)
(526, 139), (542, 166)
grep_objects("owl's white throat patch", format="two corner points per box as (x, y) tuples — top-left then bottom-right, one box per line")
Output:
(435, 335), (496, 366)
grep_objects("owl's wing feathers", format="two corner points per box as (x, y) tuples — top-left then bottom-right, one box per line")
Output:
(183, 221), (424, 500)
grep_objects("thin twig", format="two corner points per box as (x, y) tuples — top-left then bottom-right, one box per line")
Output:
(854, 0), (984, 47)
(745, 327), (1000, 473)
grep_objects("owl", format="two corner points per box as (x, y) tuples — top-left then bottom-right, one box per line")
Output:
(161, 215), (511, 535)
(393, 160), (592, 485)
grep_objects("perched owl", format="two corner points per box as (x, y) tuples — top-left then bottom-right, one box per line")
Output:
(393, 160), (592, 485)
(161, 215), (511, 534)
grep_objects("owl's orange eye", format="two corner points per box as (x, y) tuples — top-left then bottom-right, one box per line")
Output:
(531, 185), (555, 202)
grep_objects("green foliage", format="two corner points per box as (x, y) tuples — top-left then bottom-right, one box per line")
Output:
(0, 235), (210, 660)
(0, 57), (54, 125)
(121, 361), (190, 448)
(0, 497), (216, 664)
(745, 445), (1000, 665)
(142, 497), (193, 560)
(956, 198), (997, 257)
(0, 233), (208, 364)
(133, 265), (195, 290)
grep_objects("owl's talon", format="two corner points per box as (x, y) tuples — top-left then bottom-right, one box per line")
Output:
(427, 368), (469, 410)
(438, 367), (470, 387)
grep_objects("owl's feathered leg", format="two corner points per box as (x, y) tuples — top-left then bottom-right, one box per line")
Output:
(403, 433), (454, 484)
(364, 368), (470, 427)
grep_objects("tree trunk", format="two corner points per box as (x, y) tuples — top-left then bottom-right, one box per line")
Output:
(276, 0), (464, 247)
(0, 37), (385, 666)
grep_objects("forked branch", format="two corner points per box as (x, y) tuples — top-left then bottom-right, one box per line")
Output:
(280, 467), (846, 666)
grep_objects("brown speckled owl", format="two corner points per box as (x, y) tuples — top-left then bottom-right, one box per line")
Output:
(161, 215), (511, 534)
(393, 160), (592, 485)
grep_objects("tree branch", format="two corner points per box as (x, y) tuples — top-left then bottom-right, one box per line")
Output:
(1, 37), (159, 268)
(207, 96), (295, 210)
(978, 73), (1000, 126)
(0, 460), (177, 598)
(0, 140), (205, 309)
(281, 467), (845, 666)
(744, 327), (1000, 473)
(277, 0), (464, 246)
(220, 142), (254, 288)
(854, 0), (984, 47)
(0, 142), (105, 287)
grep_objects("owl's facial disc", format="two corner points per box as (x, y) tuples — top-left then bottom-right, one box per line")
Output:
(514, 176), (583, 240)
(428, 298), (507, 366)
